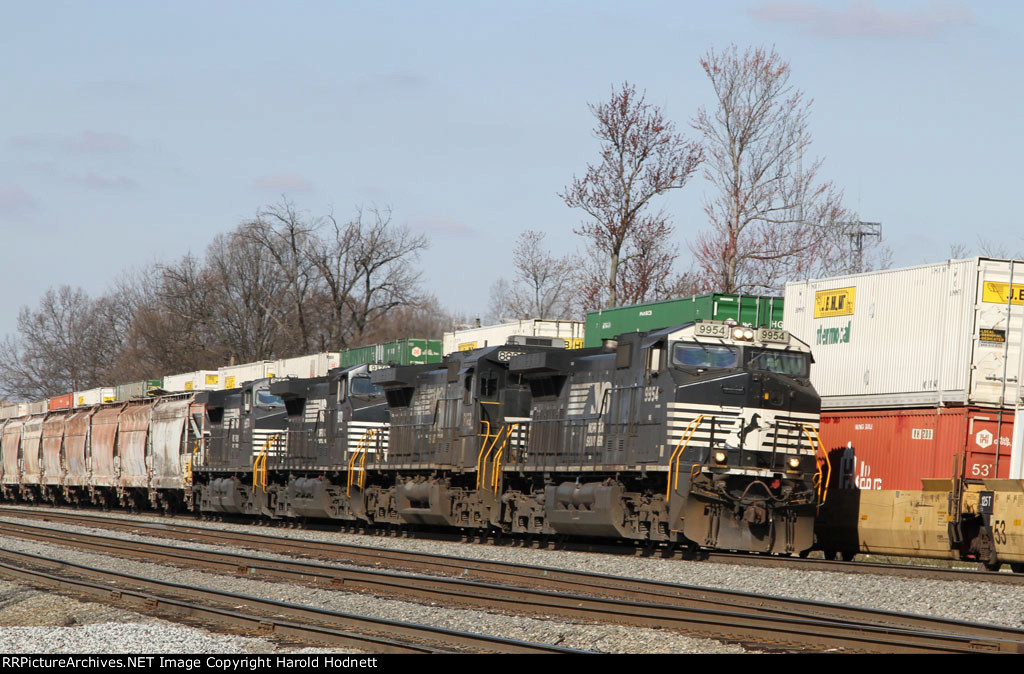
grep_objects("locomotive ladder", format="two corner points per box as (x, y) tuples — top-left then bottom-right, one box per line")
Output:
(801, 425), (832, 508)
(346, 428), (377, 496)
(476, 424), (517, 492)
(251, 433), (282, 493)
(666, 415), (705, 503)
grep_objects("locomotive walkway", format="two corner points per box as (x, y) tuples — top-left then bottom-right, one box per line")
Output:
(0, 509), (1022, 654)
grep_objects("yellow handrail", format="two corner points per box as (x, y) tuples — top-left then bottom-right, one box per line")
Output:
(252, 433), (280, 493)
(185, 438), (200, 487)
(489, 424), (517, 492)
(666, 415), (704, 503)
(346, 428), (377, 496)
(476, 425), (507, 490)
(802, 425), (831, 507)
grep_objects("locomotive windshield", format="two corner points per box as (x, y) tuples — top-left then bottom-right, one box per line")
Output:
(256, 389), (285, 407)
(672, 343), (739, 369)
(350, 375), (383, 396)
(745, 349), (810, 377)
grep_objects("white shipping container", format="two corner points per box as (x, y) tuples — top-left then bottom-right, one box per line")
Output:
(74, 388), (100, 407)
(273, 352), (340, 379)
(784, 257), (1024, 409)
(162, 370), (220, 393)
(443, 319), (585, 356)
(220, 361), (275, 390)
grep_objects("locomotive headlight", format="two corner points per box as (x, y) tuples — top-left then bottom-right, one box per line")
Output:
(731, 327), (745, 340)
(743, 328), (754, 340)
(788, 457), (801, 469)
(713, 451), (728, 464)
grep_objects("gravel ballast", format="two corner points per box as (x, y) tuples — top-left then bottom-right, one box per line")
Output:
(2, 506), (1022, 652)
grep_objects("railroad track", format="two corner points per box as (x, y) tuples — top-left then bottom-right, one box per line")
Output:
(0, 543), (584, 654)
(1, 511), (1022, 653)
(0, 504), (1019, 586)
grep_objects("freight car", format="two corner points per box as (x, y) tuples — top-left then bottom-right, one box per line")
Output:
(784, 257), (1024, 571)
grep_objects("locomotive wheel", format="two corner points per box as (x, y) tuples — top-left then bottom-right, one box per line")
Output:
(841, 551), (857, 562)
(981, 560), (1003, 572)
(823, 549), (837, 561)
(1011, 563), (1024, 574)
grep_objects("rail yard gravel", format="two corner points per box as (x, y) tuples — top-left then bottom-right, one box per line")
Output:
(4, 507), (1024, 652)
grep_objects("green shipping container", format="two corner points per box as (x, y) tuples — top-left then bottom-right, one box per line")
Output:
(336, 338), (443, 368)
(583, 294), (784, 347)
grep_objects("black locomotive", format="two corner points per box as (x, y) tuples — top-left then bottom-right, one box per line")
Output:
(191, 321), (823, 554)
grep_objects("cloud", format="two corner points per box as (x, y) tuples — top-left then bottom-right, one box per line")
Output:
(409, 216), (475, 236)
(749, 1), (972, 37)
(65, 131), (134, 154)
(10, 130), (134, 155)
(67, 173), (140, 191)
(253, 174), (314, 193)
(77, 80), (144, 98)
(355, 71), (427, 96)
(0, 187), (38, 214)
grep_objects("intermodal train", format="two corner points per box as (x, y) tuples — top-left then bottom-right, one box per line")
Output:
(0, 321), (825, 555)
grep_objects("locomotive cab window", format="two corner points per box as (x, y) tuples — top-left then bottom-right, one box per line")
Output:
(256, 389), (285, 408)
(350, 376), (382, 396)
(745, 349), (809, 377)
(672, 343), (739, 369)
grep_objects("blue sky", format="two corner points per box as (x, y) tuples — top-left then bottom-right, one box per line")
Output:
(1, 1), (1019, 338)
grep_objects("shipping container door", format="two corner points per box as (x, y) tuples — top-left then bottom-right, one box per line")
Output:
(970, 260), (1024, 406)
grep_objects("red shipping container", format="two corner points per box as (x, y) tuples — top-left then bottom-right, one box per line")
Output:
(48, 393), (73, 410)
(819, 406), (1014, 491)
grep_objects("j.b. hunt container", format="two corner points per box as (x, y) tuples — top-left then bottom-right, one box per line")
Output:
(583, 294), (783, 348)
(784, 257), (1024, 410)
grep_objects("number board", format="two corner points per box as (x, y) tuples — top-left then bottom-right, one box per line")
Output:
(693, 323), (729, 339)
(757, 328), (789, 343)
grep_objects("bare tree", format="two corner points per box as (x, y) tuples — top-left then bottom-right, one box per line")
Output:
(691, 45), (848, 293)
(562, 82), (703, 308)
(0, 286), (117, 399)
(240, 199), (320, 354)
(306, 206), (429, 348)
(489, 231), (577, 320)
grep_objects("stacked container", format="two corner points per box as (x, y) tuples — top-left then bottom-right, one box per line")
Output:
(220, 362), (274, 390)
(584, 294), (784, 348)
(273, 352), (341, 379)
(336, 339), (443, 368)
(444, 320), (583, 355)
(162, 371), (220, 393)
(783, 257), (1024, 488)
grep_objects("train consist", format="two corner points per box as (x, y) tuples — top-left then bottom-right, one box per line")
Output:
(0, 321), (825, 555)
(9, 256), (1024, 571)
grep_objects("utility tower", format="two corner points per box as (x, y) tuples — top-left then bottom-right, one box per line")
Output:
(841, 220), (882, 273)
